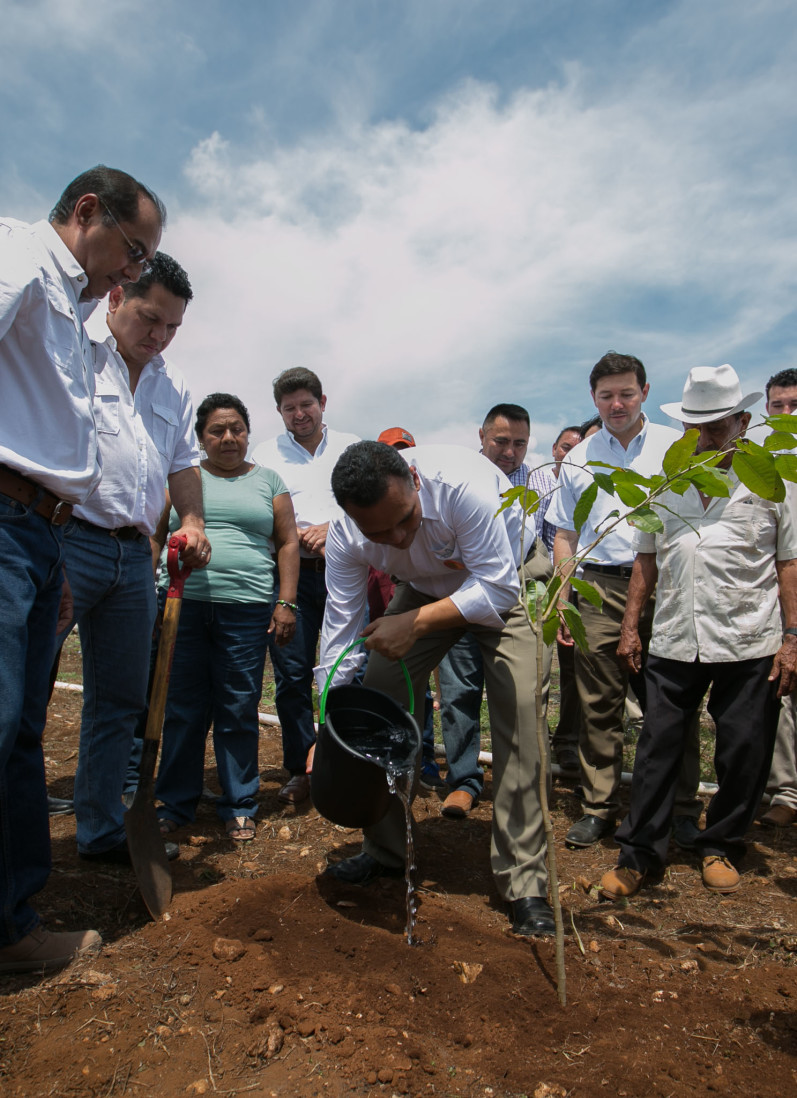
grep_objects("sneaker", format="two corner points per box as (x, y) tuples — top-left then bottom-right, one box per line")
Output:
(701, 856), (740, 894)
(599, 865), (645, 901)
(0, 927), (101, 974)
(419, 759), (446, 791)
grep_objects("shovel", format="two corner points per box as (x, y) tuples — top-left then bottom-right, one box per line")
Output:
(124, 534), (192, 919)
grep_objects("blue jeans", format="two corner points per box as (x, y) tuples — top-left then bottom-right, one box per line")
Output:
(156, 598), (272, 824)
(269, 568), (327, 774)
(0, 492), (64, 946)
(437, 632), (484, 797)
(59, 519), (156, 854)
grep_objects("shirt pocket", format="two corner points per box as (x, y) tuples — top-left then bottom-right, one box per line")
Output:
(93, 393), (120, 435)
(151, 403), (178, 458)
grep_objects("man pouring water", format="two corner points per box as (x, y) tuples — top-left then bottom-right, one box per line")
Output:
(315, 440), (554, 937)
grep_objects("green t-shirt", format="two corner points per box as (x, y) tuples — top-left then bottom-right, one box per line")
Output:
(161, 465), (289, 604)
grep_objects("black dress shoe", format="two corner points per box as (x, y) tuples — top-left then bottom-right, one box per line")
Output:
(80, 841), (179, 865)
(565, 815), (615, 848)
(322, 852), (403, 886)
(510, 897), (555, 936)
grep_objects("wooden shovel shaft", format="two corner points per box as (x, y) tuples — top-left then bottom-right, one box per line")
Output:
(125, 534), (192, 919)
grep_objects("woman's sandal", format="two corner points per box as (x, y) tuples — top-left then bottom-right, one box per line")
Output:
(158, 817), (180, 836)
(226, 816), (256, 843)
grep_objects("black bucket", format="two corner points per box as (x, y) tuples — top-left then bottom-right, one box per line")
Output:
(311, 655), (421, 828)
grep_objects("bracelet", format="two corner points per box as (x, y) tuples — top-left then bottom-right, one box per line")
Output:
(784, 627), (797, 637)
(276, 599), (298, 613)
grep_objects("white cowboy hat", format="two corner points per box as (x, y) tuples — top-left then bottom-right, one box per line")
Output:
(660, 364), (762, 424)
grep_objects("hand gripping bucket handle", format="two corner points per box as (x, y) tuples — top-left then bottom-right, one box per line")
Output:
(318, 638), (415, 722)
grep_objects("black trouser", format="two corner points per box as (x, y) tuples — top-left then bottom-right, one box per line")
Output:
(616, 654), (780, 871)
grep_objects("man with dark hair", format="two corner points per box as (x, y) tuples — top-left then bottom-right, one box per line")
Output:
(0, 167), (162, 974)
(547, 351), (702, 848)
(600, 365), (797, 898)
(57, 252), (210, 865)
(761, 368), (797, 828)
(253, 368), (359, 804)
(435, 403), (551, 819)
(317, 441), (555, 937)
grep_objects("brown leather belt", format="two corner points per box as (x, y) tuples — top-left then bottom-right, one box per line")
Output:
(0, 464), (73, 526)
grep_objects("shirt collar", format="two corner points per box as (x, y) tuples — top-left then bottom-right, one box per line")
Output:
(32, 220), (91, 306)
(600, 412), (649, 455)
(284, 422), (329, 455)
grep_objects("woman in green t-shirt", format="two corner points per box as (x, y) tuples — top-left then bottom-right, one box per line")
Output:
(156, 393), (299, 842)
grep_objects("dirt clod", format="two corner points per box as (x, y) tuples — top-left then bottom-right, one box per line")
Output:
(212, 936), (245, 961)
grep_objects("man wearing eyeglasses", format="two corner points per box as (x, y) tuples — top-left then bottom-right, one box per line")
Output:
(0, 166), (163, 975)
(56, 252), (210, 867)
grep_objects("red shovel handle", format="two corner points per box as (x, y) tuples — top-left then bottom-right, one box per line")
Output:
(166, 534), (193, 598)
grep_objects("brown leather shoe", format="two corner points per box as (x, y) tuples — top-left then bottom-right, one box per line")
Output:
(760, 803), (797, 828)
(0, 927), (101, 974)
(441, 789), (477, 819)
(278, 774), (311, 805)
(702, 856), (740, 893)
(599, 865), (645, 901)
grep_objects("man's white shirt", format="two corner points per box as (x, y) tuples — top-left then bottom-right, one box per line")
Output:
(0, 218), (100, 501)
(73, 335), (199, 534)
(316, 445), (526, 688)
(253, 425), (359, 555)
(547, 416), (679, 566)
(634, 474), (797, 663)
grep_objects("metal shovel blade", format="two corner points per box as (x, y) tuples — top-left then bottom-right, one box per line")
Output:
(124, 774), (172, 919)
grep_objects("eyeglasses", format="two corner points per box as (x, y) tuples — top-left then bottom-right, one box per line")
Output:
(98, 196), (152, 274)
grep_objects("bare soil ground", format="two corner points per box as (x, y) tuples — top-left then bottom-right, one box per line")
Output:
(1, 644), (796, 1098)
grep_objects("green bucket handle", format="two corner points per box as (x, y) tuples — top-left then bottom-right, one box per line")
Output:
(318, 638), (415, 724)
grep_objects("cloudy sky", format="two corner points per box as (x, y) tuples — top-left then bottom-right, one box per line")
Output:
(2, 0), (795, 460)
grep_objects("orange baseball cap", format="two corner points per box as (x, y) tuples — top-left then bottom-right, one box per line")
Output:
(378, 427), (416, 449)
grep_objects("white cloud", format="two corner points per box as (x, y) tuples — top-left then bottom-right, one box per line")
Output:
(152, 22), (797, 453)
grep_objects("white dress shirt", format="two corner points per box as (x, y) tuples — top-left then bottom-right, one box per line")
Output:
(316, 445), (526, 688)
(547, 416), (679, 566)
(633, 474), (797, 663)
(253, 425), (360, 556)
(74, 335), (200, 534)
(0, 218), (100, 502)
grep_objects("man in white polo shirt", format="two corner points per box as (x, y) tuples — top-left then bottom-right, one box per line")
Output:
(600, 364), (797, 898)
(548, 351), (702, 849)
(0, 166), (162, 973)
(253, 368), (359, 805)
(57, 253), (210, 865)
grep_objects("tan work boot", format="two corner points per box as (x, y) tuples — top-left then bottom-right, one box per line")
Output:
(0, 927), (101, 974)
(760, 804), (797, 828)
(441, 789), (477, 819)
(599, 865), (645, 901)
(701, 856), (740, 894)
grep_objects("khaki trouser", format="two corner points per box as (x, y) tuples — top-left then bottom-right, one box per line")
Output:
(574, 569), (702, 821)
(767, 695), (797, 811)
(362, 541), (553, 902)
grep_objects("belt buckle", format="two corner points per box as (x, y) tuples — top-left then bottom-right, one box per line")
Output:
(50, 500), (69, 526)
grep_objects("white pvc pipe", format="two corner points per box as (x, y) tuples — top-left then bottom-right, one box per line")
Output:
(53, 681), (719, 793)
